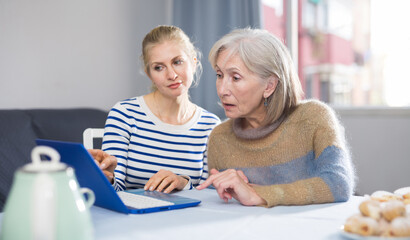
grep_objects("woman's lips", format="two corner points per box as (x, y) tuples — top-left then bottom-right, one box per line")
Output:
(223, 103), (235, 110)
(168, 81), (182, 89)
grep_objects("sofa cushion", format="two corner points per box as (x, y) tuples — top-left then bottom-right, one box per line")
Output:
(0, 110), (38, 210)
(27, 108), (107, 143)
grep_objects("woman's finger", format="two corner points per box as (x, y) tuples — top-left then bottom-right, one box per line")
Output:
(196, 168), (220, 190)
(163, 181), (178, 193)
(103, 170), (114, 182)
(156, 175), (172, 192)
(222, 189), (232, 201)
(145, 173), (164, 191)
(145, 170), (176, 191)
(99, 153), (115, 170)
(236, 170), (249, 183)
(196, 174), (215, 190)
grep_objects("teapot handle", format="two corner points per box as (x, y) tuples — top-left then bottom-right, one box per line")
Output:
(31, 146), (60, 165)
(80, 188), (95, 209)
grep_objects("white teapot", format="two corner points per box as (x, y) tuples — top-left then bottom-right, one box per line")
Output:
(1, 146), (95, 240)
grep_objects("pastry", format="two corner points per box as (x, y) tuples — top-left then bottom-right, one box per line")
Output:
(344, 188), (410, 238)
(344, 214), (379, 236)
(371, 194), (403, 202)
(359, 199), (381, 220)
(388, 217), (410, 237)
(394, 187), (410, 197)
(378, 218), (393, 237)
(371, 190), (403, 202)
(381, 200), (406, 222)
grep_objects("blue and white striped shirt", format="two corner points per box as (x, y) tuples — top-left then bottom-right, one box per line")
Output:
(102, 96), (221, 191)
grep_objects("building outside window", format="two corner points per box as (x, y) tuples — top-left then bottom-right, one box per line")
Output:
(262, 0), (410, 107)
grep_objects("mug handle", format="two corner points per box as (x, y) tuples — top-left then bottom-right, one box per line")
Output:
(80, 188), (95, 209)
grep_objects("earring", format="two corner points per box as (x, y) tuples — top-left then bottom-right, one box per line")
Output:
(264, 97), (268, 107)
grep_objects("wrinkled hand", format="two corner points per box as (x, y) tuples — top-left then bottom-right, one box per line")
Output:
(88, 149), (117, 183)
(196, 168), (266, 206)
(144, 169), (188, 193)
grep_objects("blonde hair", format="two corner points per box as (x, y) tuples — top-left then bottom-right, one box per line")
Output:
(209, 28), (304, 125)
(141, 25), (202, 90)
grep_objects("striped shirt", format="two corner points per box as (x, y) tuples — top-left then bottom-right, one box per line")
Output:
(102, 96), (221, 191)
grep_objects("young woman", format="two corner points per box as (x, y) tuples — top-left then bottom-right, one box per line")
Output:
(92, 25), (220, 193)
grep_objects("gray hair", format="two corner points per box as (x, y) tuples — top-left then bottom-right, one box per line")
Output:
(209, 28), (304, 125)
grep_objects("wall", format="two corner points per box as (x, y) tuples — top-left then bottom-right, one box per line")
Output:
(1, 0), (409, 197)
(335, 107), (410, 195)
(0, 0), (171, 111)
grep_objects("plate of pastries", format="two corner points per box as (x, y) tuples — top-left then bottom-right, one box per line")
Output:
(341, 187), (410, 239)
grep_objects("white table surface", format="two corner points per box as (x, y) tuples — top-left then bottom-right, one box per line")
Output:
(1, 188), (363, 240)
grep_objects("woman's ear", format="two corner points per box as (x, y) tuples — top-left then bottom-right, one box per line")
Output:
(263, 76), (278, 98)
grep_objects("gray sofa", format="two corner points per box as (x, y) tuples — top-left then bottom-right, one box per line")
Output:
(0, 108), (108, 211)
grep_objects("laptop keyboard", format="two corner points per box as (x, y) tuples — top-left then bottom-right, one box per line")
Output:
(117, 191), (175, 209)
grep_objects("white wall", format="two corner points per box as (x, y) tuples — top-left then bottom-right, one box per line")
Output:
(335, 107), (410, 195)
(0, 0), (171, 111)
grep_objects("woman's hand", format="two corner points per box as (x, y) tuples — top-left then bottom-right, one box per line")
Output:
(144, 169), (188, 193)
(88, 149), (117, 184)
(196, 168), (267, 206)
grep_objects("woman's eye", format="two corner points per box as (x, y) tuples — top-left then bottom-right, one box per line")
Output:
(174, 59), (183, 65)
(154, 65), (163, 71)
(233, 76), (240, 81)
(216, 73), (222, 79)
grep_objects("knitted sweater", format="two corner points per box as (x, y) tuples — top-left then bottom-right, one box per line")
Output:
(207, 100), (355, 207)
(102, 96), (221, 191)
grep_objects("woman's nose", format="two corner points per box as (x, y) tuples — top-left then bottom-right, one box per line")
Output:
(217, 78), (230, 97)
(167, 67), (178, 80)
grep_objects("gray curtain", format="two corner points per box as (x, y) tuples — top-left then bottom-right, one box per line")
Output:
(172, 0), (262, 119)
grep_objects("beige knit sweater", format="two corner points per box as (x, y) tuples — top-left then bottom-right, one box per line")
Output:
(207, 100), (355, 207)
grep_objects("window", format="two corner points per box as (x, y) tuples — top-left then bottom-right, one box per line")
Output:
(262, 0), (410, 107)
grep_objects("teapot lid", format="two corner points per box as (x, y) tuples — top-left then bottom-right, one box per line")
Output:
(23, 146), (67, 172)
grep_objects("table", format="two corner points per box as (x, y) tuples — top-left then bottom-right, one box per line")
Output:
(0, 188), (363, 240)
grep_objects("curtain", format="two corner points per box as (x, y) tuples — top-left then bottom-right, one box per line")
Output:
(172, 0), (262, 119)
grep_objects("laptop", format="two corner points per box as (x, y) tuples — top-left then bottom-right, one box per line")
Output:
(35, 139), (201, 214)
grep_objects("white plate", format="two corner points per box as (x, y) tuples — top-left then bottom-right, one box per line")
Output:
(340, 226), (410, 240)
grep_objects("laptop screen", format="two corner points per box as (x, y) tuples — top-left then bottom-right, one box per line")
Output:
(35, 139), (201, 214)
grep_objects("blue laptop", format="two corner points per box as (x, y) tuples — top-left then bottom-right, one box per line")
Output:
(36, 139), (201, 214)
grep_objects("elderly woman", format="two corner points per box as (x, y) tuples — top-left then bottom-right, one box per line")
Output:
(197, 28), (355, 207)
